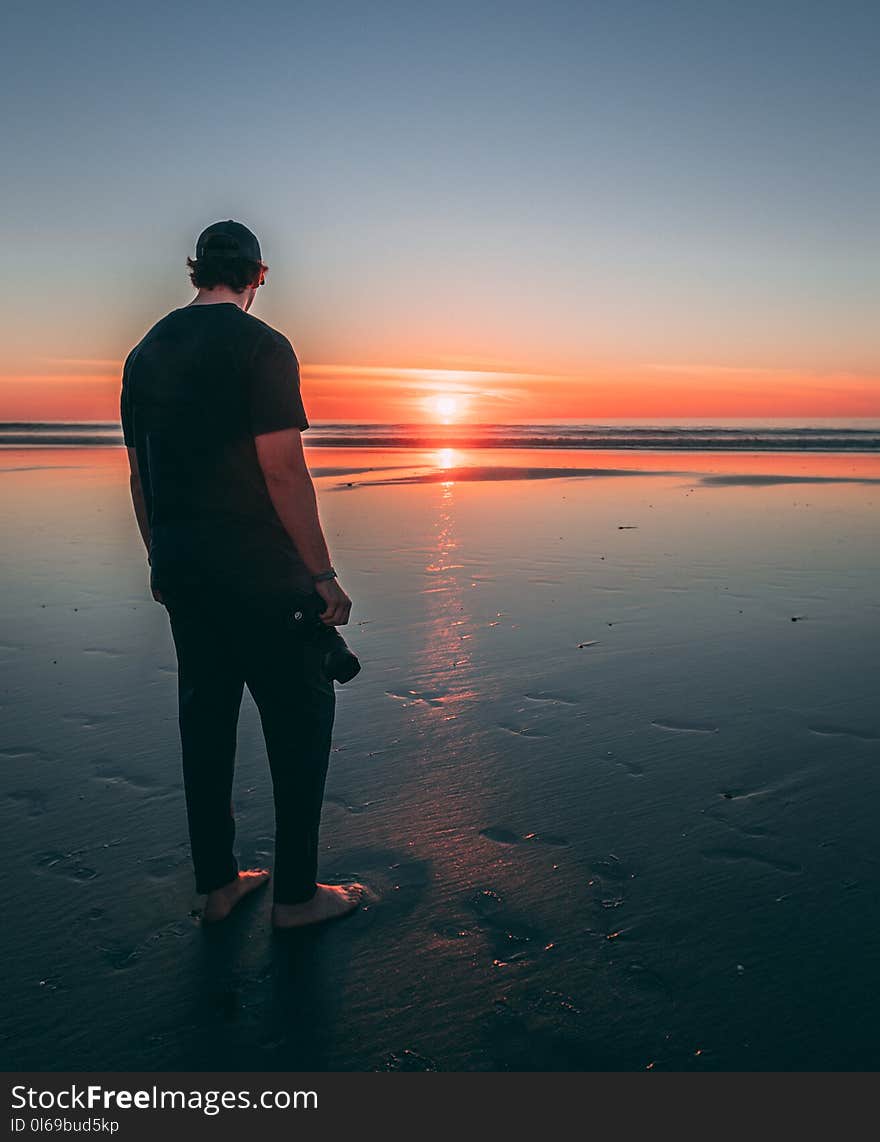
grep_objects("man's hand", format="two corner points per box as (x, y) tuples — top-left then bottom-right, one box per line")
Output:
(315, 578), (352, 625)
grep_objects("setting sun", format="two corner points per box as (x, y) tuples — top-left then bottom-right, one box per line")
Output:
(425, 393), (466, 423)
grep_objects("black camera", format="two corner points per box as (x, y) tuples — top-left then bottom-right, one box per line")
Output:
(289, 593), (361, 684)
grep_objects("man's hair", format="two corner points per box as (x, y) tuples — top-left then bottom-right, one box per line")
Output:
(186, 254), (268, 292)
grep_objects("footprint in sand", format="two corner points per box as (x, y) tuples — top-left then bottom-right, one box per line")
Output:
(463, 888), (554, 967)
(467, 887), (505, 916)
(480, 827), (569, 847)
(101, 945), (140, 970)
(604, 753), (643, 777)
(719, 787), (776, 802)
(523, 692), (579, 706)
(99, 919), (194, 973)
(63, 712), (114, 728)
(34, 850), (99, 881)
(589, 853), (637, 885)
(92, 763), (161, 792)
(703, 806), (772, 839)
(651, 718), (719, 734)
(519, 987), (584, 1017)
(496, 723), (550, 738)
(0, 746), (51, 762)
(808, 723), (879, 742)
(324, 795), (382, 815)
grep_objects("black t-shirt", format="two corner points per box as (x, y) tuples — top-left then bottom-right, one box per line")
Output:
(120, 302), (314, 600)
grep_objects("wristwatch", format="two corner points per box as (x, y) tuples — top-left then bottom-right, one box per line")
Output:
(311, 567), (338, 583)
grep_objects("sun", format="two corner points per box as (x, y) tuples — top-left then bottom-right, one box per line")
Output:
(425, 393), (465, 423)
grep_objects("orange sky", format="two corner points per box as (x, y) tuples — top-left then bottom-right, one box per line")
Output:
(2, 360), (878, 423)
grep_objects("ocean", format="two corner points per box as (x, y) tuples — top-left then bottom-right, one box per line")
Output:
(2, 418), (880, 451)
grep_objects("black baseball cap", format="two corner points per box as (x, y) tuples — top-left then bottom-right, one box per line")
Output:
(195, 220), (262, 262)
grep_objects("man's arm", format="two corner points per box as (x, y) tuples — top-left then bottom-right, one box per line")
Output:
(254, 428), (352, 626)
(126, 446), (151, 554)
(126, 446), (166, 604)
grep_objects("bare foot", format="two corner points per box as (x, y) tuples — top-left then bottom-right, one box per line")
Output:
(202, 869), (271, 923)
(272, 882), (367, 930)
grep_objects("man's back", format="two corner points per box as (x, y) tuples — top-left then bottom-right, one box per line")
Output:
(121, 302), (313, 599)
(120, 220), (359, 929)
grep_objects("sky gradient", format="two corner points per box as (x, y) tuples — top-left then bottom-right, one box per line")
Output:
(1, 0), (878, 421)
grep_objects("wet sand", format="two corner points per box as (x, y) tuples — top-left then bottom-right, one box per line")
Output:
(1, 444), (879, 1071)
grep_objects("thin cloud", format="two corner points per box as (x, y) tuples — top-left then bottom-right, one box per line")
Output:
(40, 357), (123, 369)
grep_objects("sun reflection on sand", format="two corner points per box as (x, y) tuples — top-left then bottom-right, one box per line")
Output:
(418, 481), (479, 718)
(435, 447), (458, 479)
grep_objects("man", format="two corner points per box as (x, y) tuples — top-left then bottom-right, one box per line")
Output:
(120, 220), (365, 927)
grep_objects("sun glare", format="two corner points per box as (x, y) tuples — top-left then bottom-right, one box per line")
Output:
(425, 393), (465, 423)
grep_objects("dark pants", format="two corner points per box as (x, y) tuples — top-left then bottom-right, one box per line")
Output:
(164, 589), (336, 905)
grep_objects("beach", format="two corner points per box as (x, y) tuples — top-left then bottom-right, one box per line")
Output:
(1, 438), (879, 1071)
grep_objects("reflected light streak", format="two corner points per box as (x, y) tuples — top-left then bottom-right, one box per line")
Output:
(418, 482), (478, 718)
(435, 447), (458, 474)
